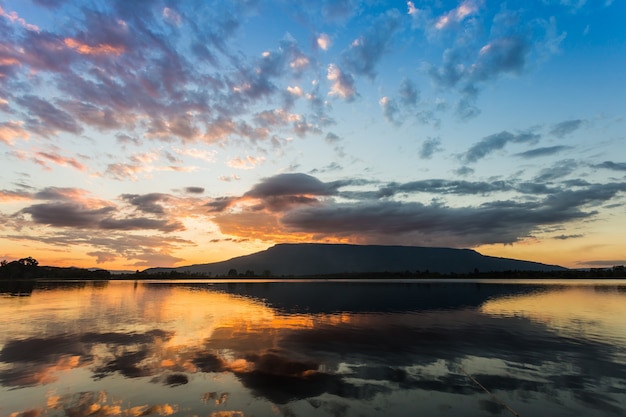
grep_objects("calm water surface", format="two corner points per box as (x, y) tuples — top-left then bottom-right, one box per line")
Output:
(1, 279), (626, 417)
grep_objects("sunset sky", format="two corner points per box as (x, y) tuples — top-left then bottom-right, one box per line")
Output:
(1, 0), (625, 270)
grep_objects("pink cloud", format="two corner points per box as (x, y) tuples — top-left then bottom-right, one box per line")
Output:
(0, 120), (29, 144)
(226, 155), (266, 170)
(63, 38), (125, 56)
(33, 151), (87, 172)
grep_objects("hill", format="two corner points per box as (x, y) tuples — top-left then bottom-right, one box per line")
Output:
(144, 243), (566, 277)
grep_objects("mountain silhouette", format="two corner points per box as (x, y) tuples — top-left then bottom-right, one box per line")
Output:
(145, 243), (565, 276)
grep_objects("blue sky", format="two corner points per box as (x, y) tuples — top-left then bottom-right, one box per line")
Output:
(0, 0), (625, 269)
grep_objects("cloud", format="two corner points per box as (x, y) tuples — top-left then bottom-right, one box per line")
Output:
(534, 159), (579, 182)
(594, 161), (626, 172)
(463, 131), (540, 163)
(30, 150), (87, 172)
(341, 9), (402, 79)
(398, 78), (419, 106)
(278, 198), (591, 247)
(0, 120), (29, 145)
(120, 193), (170, 214)
(204, 172), (626, 248)
(0, 189), (32, 202)
(22, 203), (116, 228)
(316, 33), (332, 51)
(0, 6), (40, 32)
(419, 137), (442, 159)
(553, 234), (584, 240)
(550, 119), (584, 138)
(16, 95), (82, 136)
(245, 173), (341, 199)
(515, 146), (570, 158)
(327, 64), (357, 101)
(184, 187), (205, 194)
(227, 156), (265, 170)
(379, 97), (400, 124)
(434, 0), (480, 31)
(378, 179), (513, 198)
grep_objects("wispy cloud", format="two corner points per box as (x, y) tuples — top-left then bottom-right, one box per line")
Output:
(462, 131), (540, 163)
(227, 156), (266, 170)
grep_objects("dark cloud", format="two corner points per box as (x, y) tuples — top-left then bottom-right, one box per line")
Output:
(534, 159), (579, 182)
(341, 9), (402, 79)
(207, 172), (626, 247)
(16, 95), (82, 136)
(419, 137), (442, 159)
(379, 97), (400, 124)
(515, 145), (570, 158)
(31, 0), (67, 8)
(22, 203), (116, 228)
(245, 173), (342, 199)
(553, 234), (584, 240)
(279, 197), (592, 247)
(205, 197), (238, 213)
(594, 161), (626, 172)
(428, 36), (529, 97)
(463, 131), (540, 163)
(378, 179), (514, 198)
(550, 119), (584, 138)
(324, 132), (341, 143)
(120, 193), (170, 214)
(184, 187), (205, 194)
(22, 202), (184, 232)
(398, 78), (419, 106)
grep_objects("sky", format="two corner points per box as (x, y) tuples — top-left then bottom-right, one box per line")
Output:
(0, 0), (625, 270)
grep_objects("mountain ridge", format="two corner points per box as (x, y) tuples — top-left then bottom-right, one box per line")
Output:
(144, 243), (566, 276)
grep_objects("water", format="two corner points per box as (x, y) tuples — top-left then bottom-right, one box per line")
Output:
(1, 279), (625, 416)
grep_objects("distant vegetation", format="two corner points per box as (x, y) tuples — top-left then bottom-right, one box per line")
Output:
(129, 266), (626, 280)
(1, 256), (624, 281)
(0, 257), (111, 280)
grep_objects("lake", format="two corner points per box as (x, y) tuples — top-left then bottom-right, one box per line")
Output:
(1, 279), (626, 417)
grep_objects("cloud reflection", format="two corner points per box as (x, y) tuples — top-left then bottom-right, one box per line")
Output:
(1, 281), (626, 416)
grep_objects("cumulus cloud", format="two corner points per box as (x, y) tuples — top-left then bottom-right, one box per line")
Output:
(341, 9), (402, 79)
(327, 64), (357, 101)
(245, 173), (342, 199)
(316, 33), (332, 50)
(434, 0), (480, 31)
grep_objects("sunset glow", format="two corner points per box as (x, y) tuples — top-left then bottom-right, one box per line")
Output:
(0, 1), (625, 270)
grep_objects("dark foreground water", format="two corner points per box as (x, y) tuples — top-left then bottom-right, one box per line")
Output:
(1, 279), (626, 417)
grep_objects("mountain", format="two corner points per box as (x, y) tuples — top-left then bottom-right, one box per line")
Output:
(144, 243), (566, 276)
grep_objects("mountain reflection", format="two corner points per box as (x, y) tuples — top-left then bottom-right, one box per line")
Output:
(1, 280), (626, 416)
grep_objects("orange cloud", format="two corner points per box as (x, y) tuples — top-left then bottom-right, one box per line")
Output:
(0, 120), (29, 145)
(64, 38), (124, 56)
(33, 151), (87, 172)
(226, 156), (265, 170)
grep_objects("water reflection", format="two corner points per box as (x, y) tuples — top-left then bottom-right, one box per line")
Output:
(1, 280), (626, 416)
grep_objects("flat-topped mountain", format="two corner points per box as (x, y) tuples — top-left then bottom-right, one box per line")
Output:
(145, 243), (566, 276)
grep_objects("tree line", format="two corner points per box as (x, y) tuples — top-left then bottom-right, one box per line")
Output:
(0, 257), (111, 280)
